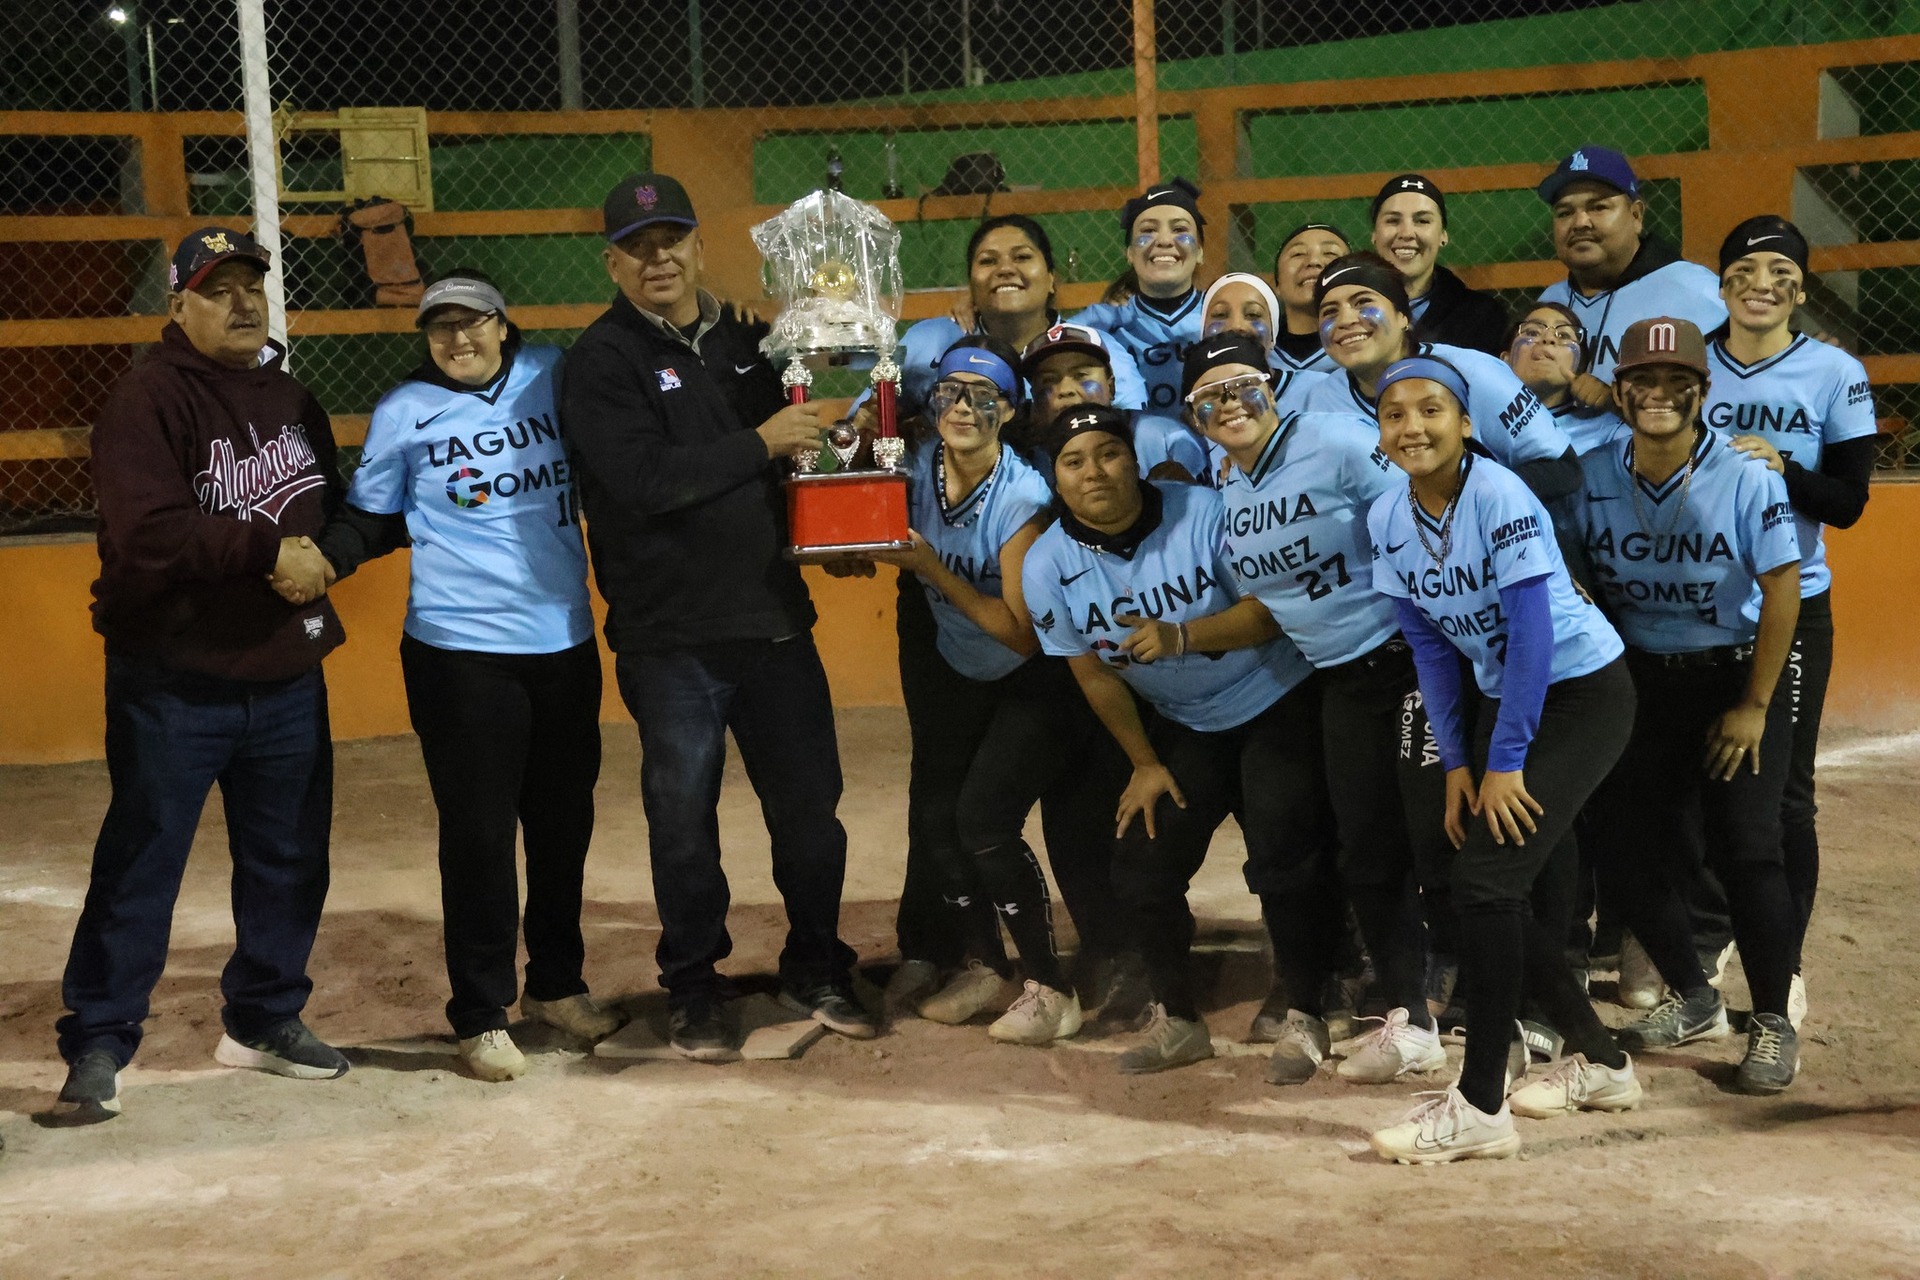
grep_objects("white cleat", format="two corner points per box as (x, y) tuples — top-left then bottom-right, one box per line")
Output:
(1616, 932), (1665, 1010)
(1370, 1085), (1521, 1166)
(988, 980), (1083, 1045)
(1787, 972), (1807, 1031)
(1336, 1007), (1448, 1083)
(459, 1028), (528, 1082)
(916, 961), (1012, 1025)
(1509, 1053), (1643, 1118)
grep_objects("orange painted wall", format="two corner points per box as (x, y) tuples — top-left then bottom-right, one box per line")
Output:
(5, 482), (1916, 765)
(0, 538), (900, 766)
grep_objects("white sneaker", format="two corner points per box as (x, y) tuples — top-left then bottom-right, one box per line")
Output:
(459, 1029), (527, 1082)
(916, 961), (1012, 1025)
(1788, 972), (1807, 1031)
(1508, 1053), (1643, 1118)
(1702, 940), (1737, 990)
(1617, 932), (1664, 1010)
(988, 980), (1083, 1045)
(1370, 1085), (1521, 1165)
(521, 993), (624, 1042)
(1337, 1007), (1448, 1083)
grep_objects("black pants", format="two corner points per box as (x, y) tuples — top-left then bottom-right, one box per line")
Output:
(1592, 648), (1798, 1019)
(401, 636), (602, 1039)
(1452, 660), (1636, 1114)
(1398, 670), (1465, 959)
(1783, 590), (1833, 970)
(58, 654), (333, 1067)
(1321, 641), (1448, 1016)
(1111, 681), (1342, 1021)
(614, 635), (856, 1006)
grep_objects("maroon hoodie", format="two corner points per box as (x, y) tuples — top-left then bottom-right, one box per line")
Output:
(90, 323), (346, 682)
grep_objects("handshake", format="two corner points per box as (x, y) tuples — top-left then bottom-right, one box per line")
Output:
(268, 535), (336, 606)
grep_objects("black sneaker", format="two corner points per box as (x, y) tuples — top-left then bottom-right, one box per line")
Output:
(1734, 1012), (1799, 1094)
(214, 1020), (349, 1079)
(1090, 951), (1153, 1029)
(668, 1000), (739, 1063)
(780, 983), (879, 1040)
(1617, 990), (1731, 1052)
(1247, 980), (1290, 1044)
(56, 1049), (123, 1124)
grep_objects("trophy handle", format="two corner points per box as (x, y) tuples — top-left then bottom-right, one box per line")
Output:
(870, 351), (904, 472)
(782, 355), (821, 472)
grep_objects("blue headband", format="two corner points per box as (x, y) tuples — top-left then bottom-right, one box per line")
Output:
(936, 346), (1022, 401)
(1378, 355), (1470, 411)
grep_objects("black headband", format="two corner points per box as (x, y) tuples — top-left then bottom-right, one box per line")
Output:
(1313, 252), (1411, 315)
(1182, 332), (1273, 398)
(1371, 173), (1447, 226)
(1719, 215), (1810, 277)
(1120, 176), (1205, 242)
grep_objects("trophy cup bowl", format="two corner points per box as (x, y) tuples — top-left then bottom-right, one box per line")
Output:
(751, 189), (914, 563)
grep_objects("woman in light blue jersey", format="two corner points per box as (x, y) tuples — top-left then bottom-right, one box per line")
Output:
(1580, 316), (1807, 1097)
(1070, 177), (1210, 415)
(1708, 216), (1875, 1032)
(315, 271), (619, 1081)
(865, 338), (1128, 1045)
(1185, 334), (1448, 1088)
(1364, 356), (1638, 1165)
(1311, 252), (1580, 505)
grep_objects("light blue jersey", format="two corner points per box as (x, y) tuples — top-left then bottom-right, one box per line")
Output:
(910, 440), (1054, 681)
(1302, 342), (1573, 473)
(1132, 410), (1209, 481)
(1553, 399), (1629, 455)
(1539, 256), (1726, 374)
(1025, 481), (1313, 731)
(1071, 293), (1204, 416)
(1273, 334), (1340, 377)
(349, 344), (592, 654)
(1222, 411), (1401, 667)
(1369, 452), (1621, 697)
(1703, 334), (1877, 597)
(865, 317), (1148, 419)
(1577, 428), (1800, 653)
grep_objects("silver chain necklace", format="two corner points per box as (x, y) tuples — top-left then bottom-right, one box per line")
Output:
(1409, 456), (1469, 567)
(1626, 434), (1699, 540)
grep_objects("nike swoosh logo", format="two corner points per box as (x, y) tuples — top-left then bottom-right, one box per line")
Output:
(1146, 188), (1174, 200)
(1059, 568), (1093, 586)
(1385, 541), (1408, 554)
(1204, 345), (1238, 360)
(1585, 492), (1617, 502)
(734, 363), (755, 374)
(967, 355), (995, 366)
(1318, 265), (1360, 288)
(412, 408), (450, 431)
(1745, 235), (1778, 247)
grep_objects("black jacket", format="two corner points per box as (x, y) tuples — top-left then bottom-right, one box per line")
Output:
(561, 291), (814, 651)
(1410, 264), (1510, 357)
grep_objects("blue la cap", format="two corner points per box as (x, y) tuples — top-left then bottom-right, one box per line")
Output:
(1537, 146), (1641, 205)
(1378, 355), (1471, 411)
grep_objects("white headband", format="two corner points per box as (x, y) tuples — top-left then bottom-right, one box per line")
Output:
(1201, 272), (1281, 346)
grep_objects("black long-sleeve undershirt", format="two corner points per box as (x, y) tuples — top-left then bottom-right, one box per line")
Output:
(314, 503), (409, 582)
(1782, 433), (1874, 531)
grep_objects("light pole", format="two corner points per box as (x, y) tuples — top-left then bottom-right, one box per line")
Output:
(106, 5), (144, 111)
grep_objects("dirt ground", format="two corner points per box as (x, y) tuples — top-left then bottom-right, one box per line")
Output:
(2, 709), (1918, 1279)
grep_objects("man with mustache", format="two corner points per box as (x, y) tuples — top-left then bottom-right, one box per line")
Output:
(1537, 146), (1725, 405)
(55, 228), (349, 1124)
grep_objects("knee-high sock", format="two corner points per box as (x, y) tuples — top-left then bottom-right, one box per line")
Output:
(975, 841), (1066, 991)
(1456, 901), (1525, 1115)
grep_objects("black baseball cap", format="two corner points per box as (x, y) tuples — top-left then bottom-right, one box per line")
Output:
(1371, 174), (1447, 226)
(169, 227), (271, 291)
(603, 172), (698, 243)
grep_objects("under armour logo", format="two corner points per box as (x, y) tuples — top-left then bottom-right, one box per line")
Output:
(1068, 411), (1102, 431)
(1646, 322), (1677, 353)
(1399, 178), (1426, 190)
(1570, 151), (1590, 171)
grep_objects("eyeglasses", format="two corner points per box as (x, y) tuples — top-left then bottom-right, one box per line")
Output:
(1513, 321), (1581, 347)
(928, 379), (1009, 427)
(423, 311), (499, 342)
(1185, 374), (1273, 425)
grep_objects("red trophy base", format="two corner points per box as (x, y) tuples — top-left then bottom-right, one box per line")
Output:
(785, 470), (912, 562)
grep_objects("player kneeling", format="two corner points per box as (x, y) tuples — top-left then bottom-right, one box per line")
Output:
(1362, 357), (1642, 1165)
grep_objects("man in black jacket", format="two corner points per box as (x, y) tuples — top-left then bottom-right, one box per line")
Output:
(562, 173), (877, 1058)
(1370, 173), (1509, 356)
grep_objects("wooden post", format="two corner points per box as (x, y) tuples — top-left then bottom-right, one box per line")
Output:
(1133, 0), (1159, 190)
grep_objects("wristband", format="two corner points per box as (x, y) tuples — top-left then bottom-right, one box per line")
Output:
(1175, 621), (1190, 657)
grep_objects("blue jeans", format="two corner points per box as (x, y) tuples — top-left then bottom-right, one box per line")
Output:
(614, 636), (854, 1005)
(58, 653), (334, 1067)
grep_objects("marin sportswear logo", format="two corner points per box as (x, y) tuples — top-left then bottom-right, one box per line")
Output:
(1059, 568), (1093, 586)
(657, 367), (683, 391)
(1570, 151), (1590, 171)
(412, 407), (450, 432)
(193, 423), (324, 525)
(1847, 379), (1873, 407)
(1035, 608), (1056, 633)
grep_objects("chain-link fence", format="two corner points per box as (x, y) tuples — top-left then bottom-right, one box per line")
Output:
(8, 0), (1920, 533)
